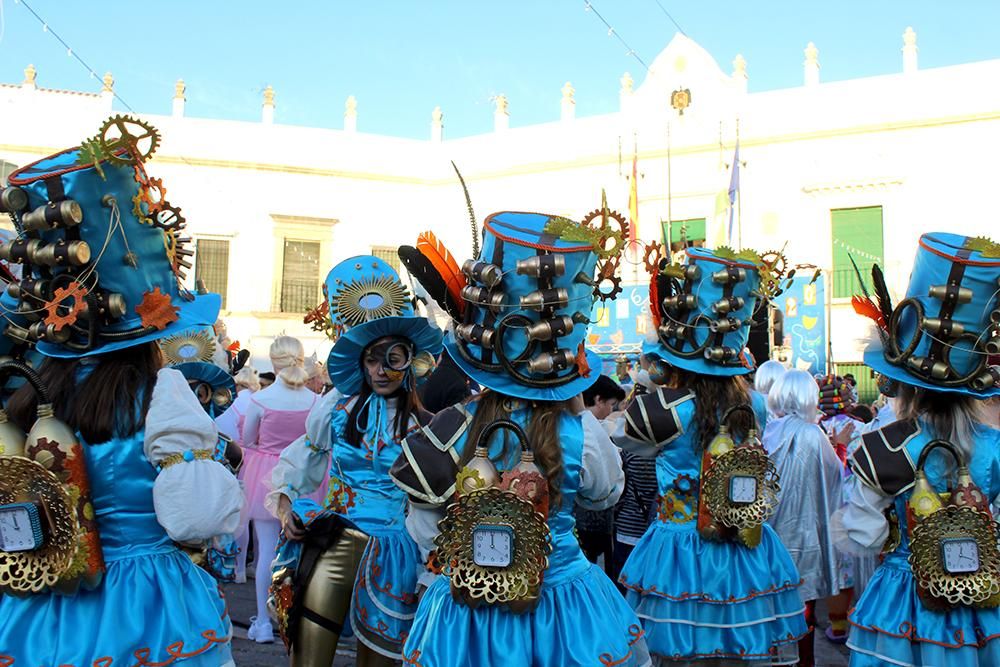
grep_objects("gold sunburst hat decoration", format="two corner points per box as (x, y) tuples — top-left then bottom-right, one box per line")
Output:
(331, 274), (409, 327)
(159, 328), (217, 365)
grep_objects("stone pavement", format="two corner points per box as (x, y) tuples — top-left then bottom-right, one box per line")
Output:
(223, 577), (850, 666)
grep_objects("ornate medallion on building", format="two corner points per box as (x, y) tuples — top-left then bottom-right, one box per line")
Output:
(671, 88), (691, 115)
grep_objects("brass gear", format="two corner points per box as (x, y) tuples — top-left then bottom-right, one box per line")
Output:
(760, 250), (788, 280)
(133, 177), (168, 224)
(43, 281), (88, 331)
(97, 115), (161, 165)
(643, 241), (664, 274)
(580, 208), (628, 260)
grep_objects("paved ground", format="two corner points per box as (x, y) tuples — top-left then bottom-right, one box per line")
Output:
(224, 576), (850, 666)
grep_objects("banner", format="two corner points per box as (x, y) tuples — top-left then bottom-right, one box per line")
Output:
(587, 284), (649, 357)
(776, 273), (827, 375)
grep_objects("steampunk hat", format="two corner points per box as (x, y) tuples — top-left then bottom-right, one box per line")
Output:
(1, 115), (219, 358)
(861, 232), (1000, 397)
(645, 246), (761, 376)
(324, 255), (443, 396)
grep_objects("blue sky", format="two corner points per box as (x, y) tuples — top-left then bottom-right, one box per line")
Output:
(1, 1), (998, 139)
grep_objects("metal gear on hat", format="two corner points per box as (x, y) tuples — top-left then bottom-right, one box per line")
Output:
(97, 115), (161, 166)
(580, 207), (628, 260)
(331, 275), (409, 327)
(643, 241), (664, 274)
(43, 281), (88, 332)
(594, 274), (623, 302)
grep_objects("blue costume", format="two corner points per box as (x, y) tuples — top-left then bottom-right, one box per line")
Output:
(612, 246), (807, 664)
(842, 232), (1000, 666)
(0, 117), (238, 665)
(268, 256), (442, 663)
(390, 210), (649, 666)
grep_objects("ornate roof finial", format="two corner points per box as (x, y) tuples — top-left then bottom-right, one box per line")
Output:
(804, 42), (819, 65)
(432, 106), (443, 123)
(174, 79), (186, 100)
(620, 71), (634, 94)
(23, 64), (37, 86)
(263, 85), (275, 107)
(495, 94), (509, 115)
(733, 54), (747, 77)
(345, 95), (358, 116)
(102, 72), (114, 93)
(903, 26), (917, 47)
(561, 81), (575, 102)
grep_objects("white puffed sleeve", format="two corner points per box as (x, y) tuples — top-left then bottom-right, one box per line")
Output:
(832, 474), (894, 556)
(405, 502), (446, 590)
(577, 411), (625, 510)
(265, 388), (342, 516)
(145, 368), (243, 543)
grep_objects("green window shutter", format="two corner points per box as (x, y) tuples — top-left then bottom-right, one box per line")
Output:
(831, 207), (883, 298)
(662, 218), (707, 245)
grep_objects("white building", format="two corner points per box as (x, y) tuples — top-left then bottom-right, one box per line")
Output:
(2, 30), (998, 377)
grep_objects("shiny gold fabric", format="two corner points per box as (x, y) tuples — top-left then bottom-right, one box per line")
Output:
(291, 528), (395, 667)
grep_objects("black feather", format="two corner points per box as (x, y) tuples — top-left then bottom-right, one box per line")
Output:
(847, 254), (871, 298)
(397, 245), (462, 321)
(451, 161), (480, 258)
(871, 264), (893, 325)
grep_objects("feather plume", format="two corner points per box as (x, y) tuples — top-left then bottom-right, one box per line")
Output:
(870, 264), (893, 326)
(649, 266), (662, 329)
(852, 295), (886, 331)
(416, 231), (466, 315)
(451, 161), (479, 257)
(397, 245), (463, 321)
(847, 253), (871, 298)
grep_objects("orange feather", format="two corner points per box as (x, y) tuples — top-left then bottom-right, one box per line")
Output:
(417, 231), (466, 315)
(852, 294), (886, 330)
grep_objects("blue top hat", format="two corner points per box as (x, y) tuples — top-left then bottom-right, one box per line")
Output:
(325, 255), (443, 396)
(863, 232), (1000, 397)
(443, 211), (606, 402)
(644, 246), (761, 376)
(1, 116), (219, 358)
(173, 361), (236, 418)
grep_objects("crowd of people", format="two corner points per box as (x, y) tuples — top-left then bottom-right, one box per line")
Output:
(1, 118), (1000, 667)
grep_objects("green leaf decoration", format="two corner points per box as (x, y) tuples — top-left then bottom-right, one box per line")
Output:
(543, 215), (624, 259)
(965, 236), (1000, 259)
(78, 137), (107, 180)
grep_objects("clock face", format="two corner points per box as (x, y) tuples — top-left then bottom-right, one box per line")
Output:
(729, 475), (758, 504)
(941, 538), (980, 574)
(472, 524), (514, 568)
(0, 505), (40, 553)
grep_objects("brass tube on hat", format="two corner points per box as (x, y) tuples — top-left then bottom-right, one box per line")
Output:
(455, 323), (495, 349)
(7, 279), (50, 300)
(712, 296), (745, 315)
(658, 322), (690, 340)
(27, 240), (91, 267)
(0, 187), (29, 214)
(99, 293), (128, 320)
(16, 301), (42, 323)
(662, 294), (697, 310)
(5, 324), (33, 344)
(462, 260), (502, 287)
(928, 284), (973, 304)
(704, 346), (738, 362)
(573, 271), (597, 287)
(985, 331), (1000, 356)
(682, 264), (702, 281)
(526, 349), (575, 373)
(971, 366), (1000, 392)
(906, 355), (950, 380)
(28, 321), (72, 344)
(709, 317), (743, 334)
(0, 239), (42, 264)
(516, 255), (566, 278)
(712, 267), (746, 284)
(922, 318), (965, 337)
(21, 200), (84, 232)
(525, 315), (575, 342)
(520, 288), (568, 311)
(460, 285), (505, 314)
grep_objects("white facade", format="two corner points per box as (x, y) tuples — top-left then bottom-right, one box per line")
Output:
(2, 31), (999, 367)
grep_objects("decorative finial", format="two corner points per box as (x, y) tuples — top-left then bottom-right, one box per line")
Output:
(23, 64), (37, 86)
(620, 72), (633, 94)
(495, 94), (509, 114)
(804, 42), (819, 65)
(345, 95), (358, 115)
(903, 26), (917, 47)
(561, 81), (575, 102)
(174, 79), (186, 100)
(733, 54), (747, 76)
(902, 26), (918, 74)
(102, 72), (114, 93)
(263, 85), (275, 107)
(432, 106), (443, 123)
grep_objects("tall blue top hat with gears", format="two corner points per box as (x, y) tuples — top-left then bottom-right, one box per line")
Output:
(325, 255), (443, 396)
(432, 211), (618, 402)
(0, 115), (220, 357)
(645, 246), (762, 376)
(862, 232), (1000, 397)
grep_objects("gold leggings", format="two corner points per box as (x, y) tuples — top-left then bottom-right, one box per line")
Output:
(291, 528), (397, 667)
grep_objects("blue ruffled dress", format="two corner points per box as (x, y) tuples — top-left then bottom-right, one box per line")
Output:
(847, 422), (1000, 666)
(0, 430), (233, 666)
(617, 392), (807, 664)
(324, 396), (423, 658)
(402, 405), (649, 667)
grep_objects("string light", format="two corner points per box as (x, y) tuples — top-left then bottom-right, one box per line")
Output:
(650, 0), (687, 36)
(583, 1), (650, 71)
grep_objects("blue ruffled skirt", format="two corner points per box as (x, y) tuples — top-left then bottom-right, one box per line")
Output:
(402, 563), (650, 667)
(848, 555), (1000, 666)
(620, 521), (806, 664)
(352, 529), (421, 658)
(0, 548), (233, 666)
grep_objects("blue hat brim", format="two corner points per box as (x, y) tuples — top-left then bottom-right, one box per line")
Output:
(37, 292), (222, 359)
(328, 316), (443, 396)
(444, 334), (602, 402)
(642, 339), (755, 377)
(863, 340), (1000, 399)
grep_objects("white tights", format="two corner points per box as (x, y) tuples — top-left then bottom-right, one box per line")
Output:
(252, 518), (281, 622)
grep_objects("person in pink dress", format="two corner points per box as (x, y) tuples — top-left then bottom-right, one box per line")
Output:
(240, 336), (318, 644)
(218, 365), (260, 584)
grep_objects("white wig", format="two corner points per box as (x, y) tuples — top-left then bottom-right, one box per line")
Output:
(754, 359), (788, 396)
(768, 369), (820, 422)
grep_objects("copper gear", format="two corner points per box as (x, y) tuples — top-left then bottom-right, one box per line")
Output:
(152, 202), (186, 232)
(597, 254), (620, 280)
(594, 274), (623, 302)
(760, 250), (788, 280)
(643, 241), (664, 274)
(580, 208), (628, 260)
(98, 115), (161, 165)
(43, 281), (88, 331)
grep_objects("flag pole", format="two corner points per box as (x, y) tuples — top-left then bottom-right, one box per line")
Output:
(666, 120), (673, 252)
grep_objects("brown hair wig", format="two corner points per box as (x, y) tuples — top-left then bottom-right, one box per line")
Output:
(675, 369), (756, 449)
